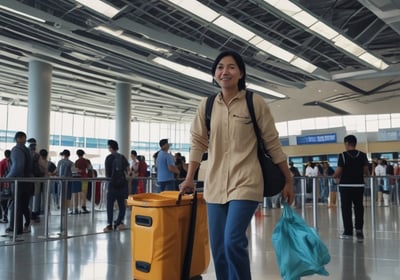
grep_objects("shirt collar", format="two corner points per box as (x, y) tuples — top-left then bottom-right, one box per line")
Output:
(216, 89), (246, 103)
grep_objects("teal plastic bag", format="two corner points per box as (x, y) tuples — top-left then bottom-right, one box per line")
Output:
(272, 203), (330, 280)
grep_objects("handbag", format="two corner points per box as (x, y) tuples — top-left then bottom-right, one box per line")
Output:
(245, 91), (286, 197)
(272, 203), (331, 280)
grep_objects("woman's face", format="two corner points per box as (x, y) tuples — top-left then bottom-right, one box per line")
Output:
(214, 55), (242, 90)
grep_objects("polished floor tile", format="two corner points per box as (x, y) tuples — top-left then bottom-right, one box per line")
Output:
(0, 204), (399, 279)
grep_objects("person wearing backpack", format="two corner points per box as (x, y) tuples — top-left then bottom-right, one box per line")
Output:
(104, 139), (129, 232)
(179, 51), (294, 280)
(333, 135), (370, 242)
(5, 131), (34, 235)
(56, 149), (74, 214)
(28, 138), (45, 222)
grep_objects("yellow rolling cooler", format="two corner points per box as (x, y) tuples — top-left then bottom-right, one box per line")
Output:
(126, 191), (210, 280)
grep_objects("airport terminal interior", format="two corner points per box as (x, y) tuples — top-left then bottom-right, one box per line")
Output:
(1, 0), (400, 279)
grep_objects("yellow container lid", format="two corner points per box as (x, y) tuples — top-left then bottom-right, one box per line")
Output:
(126, 192), (193, 207)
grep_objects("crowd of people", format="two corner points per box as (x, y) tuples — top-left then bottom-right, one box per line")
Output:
(0, 132), (97, 235)
(299, 156), (399, 208)
(127, 138), (190, 195)
(1, 133), (399, 237)
(0, 131), (194, 235)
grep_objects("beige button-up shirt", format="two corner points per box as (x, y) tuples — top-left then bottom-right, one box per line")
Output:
(190, 90), (287, 203)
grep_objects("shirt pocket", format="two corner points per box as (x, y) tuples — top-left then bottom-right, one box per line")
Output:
(233, 114), (252, 124)
(232, 114), (254, 140)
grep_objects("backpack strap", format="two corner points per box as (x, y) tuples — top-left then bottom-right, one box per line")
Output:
(245, 90), (266, 151)
(205, 94), (217, 138)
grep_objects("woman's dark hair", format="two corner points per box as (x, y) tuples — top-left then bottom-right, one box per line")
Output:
(211, 50), (246, 91)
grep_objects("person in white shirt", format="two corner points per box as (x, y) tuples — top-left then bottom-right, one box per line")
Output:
(375, 158), (389, 206)
(305, 162), (314, 177)
(305, 162), (319, 202)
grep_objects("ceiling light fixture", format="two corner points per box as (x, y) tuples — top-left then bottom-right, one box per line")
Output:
(76, 0), (120, 18)
(94, 26), (169, 53)
(152, 57), (212, 82)
(69, 51), (96, 61)
(358, 53), (388, 70)
(331, 69), (377, 80)
(247, 83), (287, 99)
(167, 0), (318, 74)
(262, 0), (389, 70)
(0, 4), (46, 23)
(291, 11), (318, 27)
(168, 0), (218, 22)
(309, 21), (339, 40)
(213, 16), (255, 41)
(332, 35), (366, 56)
(94, 25), (122, 36)
(290, 57), (318, 73)
(153, 57), (286, 98)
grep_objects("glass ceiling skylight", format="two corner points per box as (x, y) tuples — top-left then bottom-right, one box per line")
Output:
(76, 0), (120, 18)
(94, 26), (169, 53)
(167, 0), (318, 74)
(262, 0), (389, 70)
(0, 4), (46, 23)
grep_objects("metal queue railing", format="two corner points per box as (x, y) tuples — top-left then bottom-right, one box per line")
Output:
(0, 176), (162, 244)
(264, 175), (400, 235)
(0, 175), (399, 245)
(292, 175), (400, 233)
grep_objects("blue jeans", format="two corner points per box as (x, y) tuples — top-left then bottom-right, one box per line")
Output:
(131, 179), (138, 194)
(158, 180), (176, 192)
(207, 200), (258, 280)
(106, 185), (128, 226)
(319, 178), (329, 202)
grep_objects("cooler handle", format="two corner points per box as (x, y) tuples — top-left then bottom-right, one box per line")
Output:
(135, 215), (153, 227)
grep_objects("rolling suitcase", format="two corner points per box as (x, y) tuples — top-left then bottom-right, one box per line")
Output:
(127, 191), (210, 280)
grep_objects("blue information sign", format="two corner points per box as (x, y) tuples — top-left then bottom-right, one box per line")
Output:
(296, 133), (337, 145)
(280, 138), (289, 146)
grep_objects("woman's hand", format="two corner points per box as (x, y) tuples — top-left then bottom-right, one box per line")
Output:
(281, 181), (295, 205)
(179, 179), (196, 194)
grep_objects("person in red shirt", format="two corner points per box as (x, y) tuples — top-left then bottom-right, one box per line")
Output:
(0, 150), (10, 177)
(0, 149), (11, 223)
(137, 155), (148, 193)
(75, 149), (92, 214)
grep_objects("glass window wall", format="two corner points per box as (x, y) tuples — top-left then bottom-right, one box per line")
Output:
(1, 104), (400, 171)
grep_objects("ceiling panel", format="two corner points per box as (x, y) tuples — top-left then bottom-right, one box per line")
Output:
(0, 0), (399, 122)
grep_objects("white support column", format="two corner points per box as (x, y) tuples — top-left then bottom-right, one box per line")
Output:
(115, 82), (131, 158)
(27, 60), (52, 151)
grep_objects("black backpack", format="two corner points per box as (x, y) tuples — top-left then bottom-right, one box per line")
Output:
(110, 153), (127, 188)
(32, 153), (45, 177)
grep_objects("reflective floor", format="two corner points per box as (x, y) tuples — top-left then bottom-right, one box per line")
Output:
(0, 203), (399, 280)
